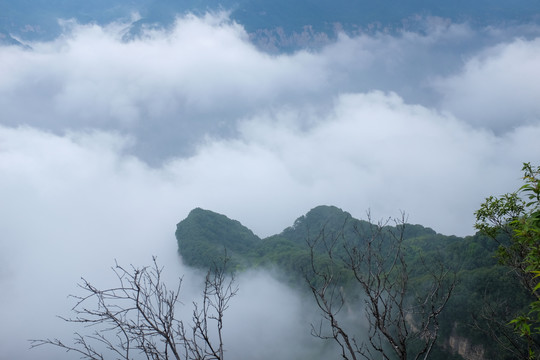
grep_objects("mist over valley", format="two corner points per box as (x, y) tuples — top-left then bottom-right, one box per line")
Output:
(1, 1), (540, 359)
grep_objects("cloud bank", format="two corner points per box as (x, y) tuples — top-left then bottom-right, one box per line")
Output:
(1, 12), (540, 359)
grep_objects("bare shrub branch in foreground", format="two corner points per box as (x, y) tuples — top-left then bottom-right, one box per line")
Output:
(31, 256), (236, 360)
(306, 213), (456, 360)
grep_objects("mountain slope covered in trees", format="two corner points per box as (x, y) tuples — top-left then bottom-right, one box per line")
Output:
(176, 205), (533, 359)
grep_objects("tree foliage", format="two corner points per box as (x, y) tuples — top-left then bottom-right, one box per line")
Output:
(475, 163), (540, 358)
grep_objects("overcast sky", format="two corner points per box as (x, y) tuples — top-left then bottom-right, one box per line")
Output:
(1, 13), (540, 359)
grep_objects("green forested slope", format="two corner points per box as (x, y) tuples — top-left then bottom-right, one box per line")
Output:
(175, 205), (534, 359)
(175, 207), (260, 269)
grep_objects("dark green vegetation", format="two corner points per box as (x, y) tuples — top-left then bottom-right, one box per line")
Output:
(475, 163), (540, 358)
(176, 205), (535, 359)
(175, 207), (260, 269)
(2, 0), (539, 44)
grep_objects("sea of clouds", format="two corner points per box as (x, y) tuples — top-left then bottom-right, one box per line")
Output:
(1, 12), (540, 359)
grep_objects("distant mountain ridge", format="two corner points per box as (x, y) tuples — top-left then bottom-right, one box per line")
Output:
(2, 0), (539, 46)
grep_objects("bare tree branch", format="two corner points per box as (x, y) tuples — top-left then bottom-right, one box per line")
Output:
(305, 212), (456, 360)
(31, 256), (236, 360)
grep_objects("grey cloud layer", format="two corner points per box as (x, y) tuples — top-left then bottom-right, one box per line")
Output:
(2, 15), (539, 160)
(1, 13), (540, 359)
(0, 14), (328, 160)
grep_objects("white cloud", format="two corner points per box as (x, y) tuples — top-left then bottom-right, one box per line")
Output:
(434, 37), (540, 130)
(3, 14), (538, 162)
(0, 14), (328, 161)
(161, 91), (538, 236)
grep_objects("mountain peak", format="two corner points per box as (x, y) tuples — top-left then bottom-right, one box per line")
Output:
(175, 208), (260, 268)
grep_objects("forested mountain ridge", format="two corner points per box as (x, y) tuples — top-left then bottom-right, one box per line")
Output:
(177, 205), (447, 273)
(176, 205), (534, 360)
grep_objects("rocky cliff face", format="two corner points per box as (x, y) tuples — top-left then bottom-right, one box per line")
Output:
(447, 334), (486, 360)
